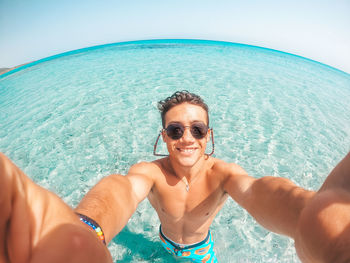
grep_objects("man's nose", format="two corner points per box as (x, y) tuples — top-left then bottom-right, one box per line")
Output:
(181, 127), (195, 142)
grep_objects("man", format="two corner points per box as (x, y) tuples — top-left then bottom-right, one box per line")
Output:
(1, 90), (350, 262)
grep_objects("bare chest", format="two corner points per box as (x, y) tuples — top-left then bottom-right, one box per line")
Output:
(148, 174), (227, 220)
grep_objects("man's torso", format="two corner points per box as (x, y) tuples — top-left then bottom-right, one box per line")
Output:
(146, 157), (229, 244)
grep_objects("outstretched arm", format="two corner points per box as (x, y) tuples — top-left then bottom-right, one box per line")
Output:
(75, 162), (155, 243)
(0, 153), (112, 263)
(318, 151), (350, 192)
(224, 152), (350, 262)
(295, 152), (350, 263)
(223, 162), (315, 239)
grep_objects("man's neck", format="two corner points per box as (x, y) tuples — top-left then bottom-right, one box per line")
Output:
(168, 156), (206, 183)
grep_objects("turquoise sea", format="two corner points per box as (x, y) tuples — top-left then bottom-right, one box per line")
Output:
(0, 39), (349, 262)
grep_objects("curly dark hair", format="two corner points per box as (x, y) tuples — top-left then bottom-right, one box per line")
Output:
(157, 90), (209, 128)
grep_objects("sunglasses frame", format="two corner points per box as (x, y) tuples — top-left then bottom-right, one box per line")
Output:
(153, 127), (215, 157)
(165, 122), (209, 140)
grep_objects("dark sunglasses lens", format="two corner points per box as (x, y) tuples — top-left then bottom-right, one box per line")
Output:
(190, 123), (208, 139)
(166, 124), (184, 139)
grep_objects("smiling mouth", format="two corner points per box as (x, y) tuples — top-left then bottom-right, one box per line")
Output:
(177, 148), (197, 154)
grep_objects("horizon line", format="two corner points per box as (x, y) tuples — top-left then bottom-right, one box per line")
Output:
(1, 38), (349, 79)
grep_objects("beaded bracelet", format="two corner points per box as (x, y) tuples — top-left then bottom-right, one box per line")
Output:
(76, 213), (106, 245)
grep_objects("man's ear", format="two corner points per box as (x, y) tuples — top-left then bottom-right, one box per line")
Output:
(161, 129), (166, 142)
(206, 129), (211, 142)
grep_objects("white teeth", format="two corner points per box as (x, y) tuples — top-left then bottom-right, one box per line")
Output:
(179, 148), (195, 153)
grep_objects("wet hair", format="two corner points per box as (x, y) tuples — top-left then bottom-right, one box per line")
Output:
(157, 90), (209, 128)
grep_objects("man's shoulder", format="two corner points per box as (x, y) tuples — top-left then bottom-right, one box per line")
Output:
(127, 159), (165, 177)
(210, 157), (247, 176)
(129, 160), (160, 173)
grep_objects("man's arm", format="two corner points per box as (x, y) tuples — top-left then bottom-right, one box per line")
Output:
(295, 152), (350, 263)
(223, 162), (315, 239)
(0, 153), (112, 263)
(75, 162), (155, 243)
(318, 151), (350, 192)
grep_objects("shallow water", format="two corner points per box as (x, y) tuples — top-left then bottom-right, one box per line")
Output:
(1, 39), (349, 262)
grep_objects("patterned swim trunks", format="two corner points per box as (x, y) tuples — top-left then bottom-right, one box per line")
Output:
(159, 225), (217, 263)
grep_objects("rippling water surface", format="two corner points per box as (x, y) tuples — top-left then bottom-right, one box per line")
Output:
(1, 39), (349, 262)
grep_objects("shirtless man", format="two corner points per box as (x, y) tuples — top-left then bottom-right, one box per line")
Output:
(1, 90), (350, 262)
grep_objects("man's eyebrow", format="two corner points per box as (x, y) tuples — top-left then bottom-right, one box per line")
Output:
(167, 120), (207, 125)
(191, 120), (207, 123)
(166, 121), (181, 125)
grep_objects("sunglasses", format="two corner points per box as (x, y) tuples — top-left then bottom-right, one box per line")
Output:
(165, 122), (209, 140)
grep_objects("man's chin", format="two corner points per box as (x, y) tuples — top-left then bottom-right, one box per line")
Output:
(174, 155), (200, 167)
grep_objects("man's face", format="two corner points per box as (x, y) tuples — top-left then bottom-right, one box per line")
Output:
(163, 103), (210, 167)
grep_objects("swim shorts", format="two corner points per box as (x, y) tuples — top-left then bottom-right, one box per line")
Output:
(159, 225), (217, 263)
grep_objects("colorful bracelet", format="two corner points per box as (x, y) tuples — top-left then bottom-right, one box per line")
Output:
(76, 213), (106, 245)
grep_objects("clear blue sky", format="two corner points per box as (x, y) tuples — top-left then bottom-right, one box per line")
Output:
(1, 0), (349, 73)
